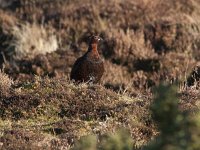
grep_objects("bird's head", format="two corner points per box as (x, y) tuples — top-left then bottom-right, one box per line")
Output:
(89, 35), (102, 45)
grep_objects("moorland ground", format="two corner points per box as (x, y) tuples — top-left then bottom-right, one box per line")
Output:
(0, 0), (200, 149)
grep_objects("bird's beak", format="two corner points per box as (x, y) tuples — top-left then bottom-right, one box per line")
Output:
(98, 37), (103, 41)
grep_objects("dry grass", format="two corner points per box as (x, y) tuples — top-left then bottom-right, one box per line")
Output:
(0, 0), (200, 149)
(9, 23), (58, 59)
(0, 70), (13, 95)
(0, 76), (156, 149)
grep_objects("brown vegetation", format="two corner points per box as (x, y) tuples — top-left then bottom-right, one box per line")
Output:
(0, 0), (200, 149)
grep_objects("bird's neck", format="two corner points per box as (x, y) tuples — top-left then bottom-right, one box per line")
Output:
(87, 43), (100, 59)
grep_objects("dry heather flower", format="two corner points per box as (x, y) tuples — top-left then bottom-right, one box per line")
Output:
(0, 0), (14, 8)
(9, 23), (58, 59)
(0, 70), (13, 95)
(105, 28), (156, 61)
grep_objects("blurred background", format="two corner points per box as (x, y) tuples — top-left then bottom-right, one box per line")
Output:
(0, 0), (200, 149)
(0, 0), (200, 94)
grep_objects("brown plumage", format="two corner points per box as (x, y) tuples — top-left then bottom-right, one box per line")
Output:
(70, 35), (104, 83)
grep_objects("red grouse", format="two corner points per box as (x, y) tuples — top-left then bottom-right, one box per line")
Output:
(70, 35), (104, 83)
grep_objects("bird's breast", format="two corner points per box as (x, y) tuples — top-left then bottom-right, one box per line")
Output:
(84, 58), (104, 74)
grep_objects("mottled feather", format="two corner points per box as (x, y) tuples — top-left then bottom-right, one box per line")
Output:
(70, 36), (104, 83)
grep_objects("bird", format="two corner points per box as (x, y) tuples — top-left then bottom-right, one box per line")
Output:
(70, 35), (104, 83)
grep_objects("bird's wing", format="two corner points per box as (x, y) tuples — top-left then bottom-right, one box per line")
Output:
(70, 57), (84, 78)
